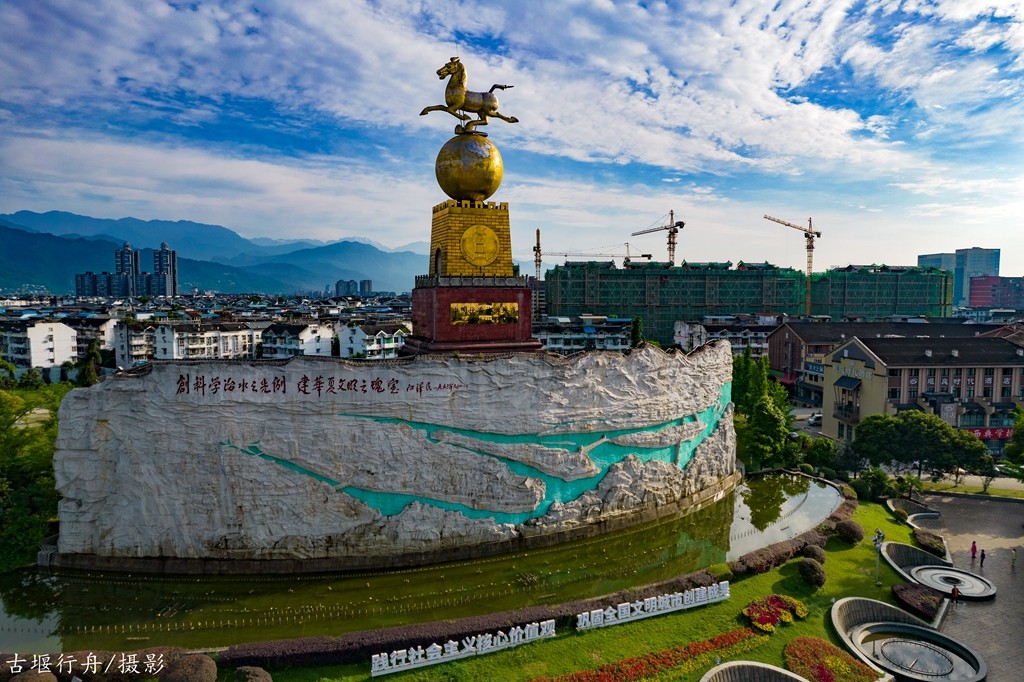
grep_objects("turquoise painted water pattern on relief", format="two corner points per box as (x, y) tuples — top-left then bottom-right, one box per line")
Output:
(221, 382), (731, 525)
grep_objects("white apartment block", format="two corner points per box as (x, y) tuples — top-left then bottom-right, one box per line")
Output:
(338, 323), (408, 359)
(64, 317), (118, 358)
(533, 316), (632, 355)
(0, 320), (78, 369)
(114, 322), (156, 368)
(153, 322), (261, 361)
(261, 322), (335, 359)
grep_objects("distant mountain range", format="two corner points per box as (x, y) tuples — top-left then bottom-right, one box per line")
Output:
(0, 211), (433, 295)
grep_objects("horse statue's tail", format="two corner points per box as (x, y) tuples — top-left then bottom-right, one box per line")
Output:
(489, 84), (514, 93)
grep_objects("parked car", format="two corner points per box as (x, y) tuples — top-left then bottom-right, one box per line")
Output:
(807, 413), (822, 426)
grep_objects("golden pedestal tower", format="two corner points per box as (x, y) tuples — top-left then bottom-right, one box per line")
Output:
(406, 57), (539, 355)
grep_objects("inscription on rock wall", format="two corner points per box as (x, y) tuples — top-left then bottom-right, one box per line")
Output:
(54, 344), (736, 562)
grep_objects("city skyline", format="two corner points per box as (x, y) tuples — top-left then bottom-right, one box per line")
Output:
(1, 1), (1022, 273)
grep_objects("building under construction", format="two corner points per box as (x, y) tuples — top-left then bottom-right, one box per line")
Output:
(545, 261), (953, 347)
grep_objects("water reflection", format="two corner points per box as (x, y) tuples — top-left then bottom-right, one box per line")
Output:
(0, 474), (839, 653)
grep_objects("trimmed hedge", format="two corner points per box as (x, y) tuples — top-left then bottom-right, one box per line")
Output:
(217, 571), (719, 669)
(892, 507), (909, 523)
(797, 557), (826, 587)
(835, 519), (865, 544)
(706, 562), (733, 581)
(849, 478), (871, 500)
(800, 544), (826, 564)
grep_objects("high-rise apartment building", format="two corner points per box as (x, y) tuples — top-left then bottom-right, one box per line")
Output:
(918, 248), (1000, 308)
(115, 242), (140, 296)
(954, 247), (999, 307)
(153, 242), (178, 297)
(75, 242), (178, 298)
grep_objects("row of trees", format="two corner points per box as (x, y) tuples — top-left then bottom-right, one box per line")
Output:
(850, 411), (988, 483)
(0, 376), (71, 572)
(730, 347), (838, 472)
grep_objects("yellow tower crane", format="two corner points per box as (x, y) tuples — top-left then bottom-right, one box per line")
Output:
(763, 214), (821, 317)
(631, 210), (685, 265)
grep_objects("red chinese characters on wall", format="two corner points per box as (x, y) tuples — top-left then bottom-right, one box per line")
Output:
(175, 374), (466, 398)
(963, 427), (1014, 440)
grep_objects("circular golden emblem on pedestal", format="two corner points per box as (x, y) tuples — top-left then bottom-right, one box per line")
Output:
(460, 225), (500, 267)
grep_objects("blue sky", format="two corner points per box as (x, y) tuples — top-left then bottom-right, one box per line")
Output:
(1, 1), (1022, 274)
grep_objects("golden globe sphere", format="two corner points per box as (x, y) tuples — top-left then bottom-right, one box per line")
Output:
(435, 133), (503, 202)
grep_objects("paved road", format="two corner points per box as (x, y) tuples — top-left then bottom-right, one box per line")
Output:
(916, 494), (1024, 681)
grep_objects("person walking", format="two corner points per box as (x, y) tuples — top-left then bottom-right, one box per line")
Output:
(1012, 548), (1017, 568)
(971, 540), (977, 560)
(980, 549), (986, 567)
(951, 585), (960, 608)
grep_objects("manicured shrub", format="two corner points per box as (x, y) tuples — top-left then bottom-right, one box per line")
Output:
(892, 582), (944, 622)
(818, 466), (837, 480)
(707, 562), (733, 581)
(839, 482), (856, 499)
(801, 544), (826, 564)
(784, 636), (877, 682)
(914, 528), (947, 558)
(797, 528), (828, 548)
(159, 654), (217, 682)
(798, 463), (814, 475)
(849, 478), (871, 500)
(797, 557), (826, 587)
(892, 507), (909, 523)
(835, 519), (865, 544)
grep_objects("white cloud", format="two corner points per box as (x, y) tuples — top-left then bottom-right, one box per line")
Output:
(1, 1), (1024, 275)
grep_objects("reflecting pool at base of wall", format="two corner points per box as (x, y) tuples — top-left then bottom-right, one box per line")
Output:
(0, 474), (840, 654)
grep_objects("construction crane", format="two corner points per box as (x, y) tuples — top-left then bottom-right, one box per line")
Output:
(763, 214), (821, 316)
(551, 243), (652, 266)
(631, 210), (685, 265)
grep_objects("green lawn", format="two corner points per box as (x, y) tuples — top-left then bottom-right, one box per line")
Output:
(256, 501), (913, 682)
(920, 480), (1024, 499)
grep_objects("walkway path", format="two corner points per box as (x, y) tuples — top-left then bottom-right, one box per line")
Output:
(916, 494), (1024, 681)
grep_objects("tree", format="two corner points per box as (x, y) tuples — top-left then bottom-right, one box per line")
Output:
(630, 316), (645, 348)
(17, 368), (44, 389)
(0, 359), (15, 390)
(746, 395), (790, 471)
(833, 441), (867, 479)
(851, 414), (899, 467)
(732, 346), (752, 414)
(852, 410), (981, 480)
(0, 384), (70, 572)
(893, 474), (923, 500)
(949, 429), (986, 485)
(75, 338), (102, 387)
(745, 356), (769, 416)
(1003, 408), (1024, 465)
(804, 437), (837, 471)
(976, 453), (998, 494)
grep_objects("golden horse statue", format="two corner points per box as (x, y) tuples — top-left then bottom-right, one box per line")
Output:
(420, 57), (519, 134)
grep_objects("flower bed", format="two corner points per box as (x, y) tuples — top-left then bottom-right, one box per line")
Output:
(742, 594), (809, 633)
(531, 627), (768, 682)
(783, 636), (877, 682)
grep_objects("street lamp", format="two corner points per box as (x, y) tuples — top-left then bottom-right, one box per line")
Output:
(872, 529), (886, 586)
